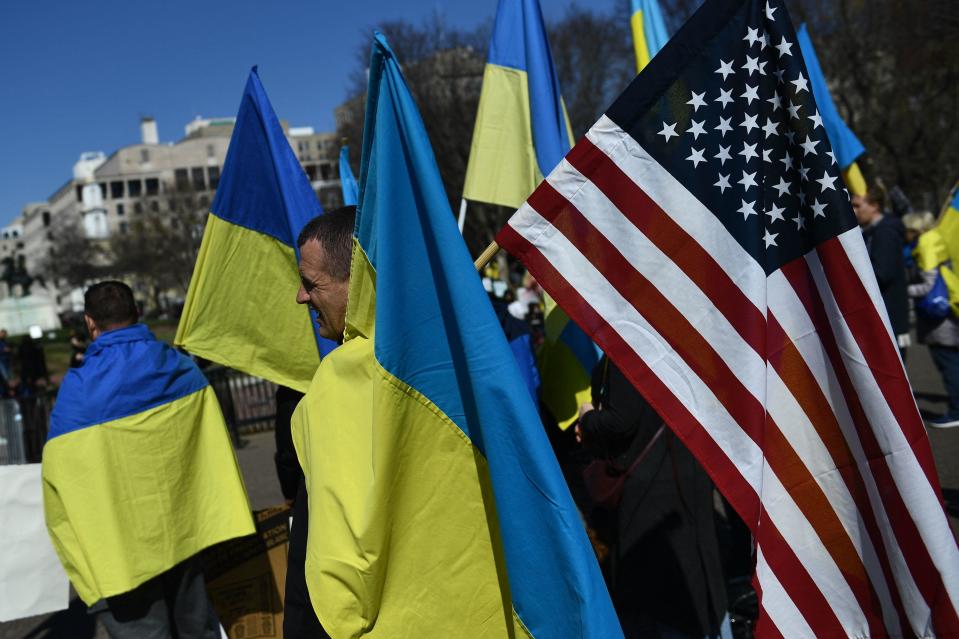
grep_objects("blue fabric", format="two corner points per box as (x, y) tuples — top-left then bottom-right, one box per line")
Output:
(509, 333), (540, 401)
(952, 188), (959, 211)
(339, 145), (359, 206)
(918, 267), (952, 320)
(356, 32), (622, 639)
(631, 0), (670, 58)
(47, 324), (208, 440)
(559, 316), (603, 372)
(796, 24), (865, 169)
(213, 67), (336, 358)
(487, 0), (570, 177)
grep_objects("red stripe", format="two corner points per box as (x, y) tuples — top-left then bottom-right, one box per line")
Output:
(562, 137), (768, 360)
(782, 253), (959, 634)
(498, 220), (850, 634)
(816, 238), (940, 489)
(767, 312), (906, 635)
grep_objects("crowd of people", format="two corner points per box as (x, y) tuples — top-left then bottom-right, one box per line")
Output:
(36, 192), (958, 638)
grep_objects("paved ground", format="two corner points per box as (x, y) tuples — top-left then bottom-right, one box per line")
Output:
(3, 344), (959, 637)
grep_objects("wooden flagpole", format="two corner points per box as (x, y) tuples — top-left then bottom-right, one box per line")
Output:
(473, 240), (500, 271)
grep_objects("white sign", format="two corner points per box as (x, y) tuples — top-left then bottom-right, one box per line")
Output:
(0, 464), (70, 622)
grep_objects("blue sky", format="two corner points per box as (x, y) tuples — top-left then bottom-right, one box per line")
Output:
(0, 0), (595, 227)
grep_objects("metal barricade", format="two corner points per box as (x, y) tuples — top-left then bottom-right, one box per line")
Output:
(0, 398), (25, 465)
(203, 366), (277, 440)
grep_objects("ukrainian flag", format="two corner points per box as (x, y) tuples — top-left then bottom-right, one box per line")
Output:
(291, 32), (621, 639)
(42, 323), (253, 605)
(797, 24), (867, 197)
(340, 144), (359, 206)
(463, 0), (573, 209)
(464, 0), (597, 430)
(176, 68), (337, 392)
(937, 186), (959, 264)
(630, 0), (669, 72)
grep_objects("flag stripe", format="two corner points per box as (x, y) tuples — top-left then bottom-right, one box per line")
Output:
(501, 206), (868, 632)
(765, 311), (910, 635)
(755, 548), (816, 639)
(564, 137), (767, 357)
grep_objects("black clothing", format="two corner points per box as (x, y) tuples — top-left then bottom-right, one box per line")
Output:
(274, 386), (305, 501)
(580, 357), (727, 638)
(283, 479), (331, 639)
(17, 337), (48, 388)
(91, 556), (219, 639)
(861, 215), (910, 336)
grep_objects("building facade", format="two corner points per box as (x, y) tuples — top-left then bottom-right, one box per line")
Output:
(19, 116), (342, 312)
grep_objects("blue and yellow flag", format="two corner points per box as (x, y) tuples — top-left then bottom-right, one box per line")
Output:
(175, 68), (336, 392)
(43, 323), (253, 605)
(463, 0), (573, 209)
(292, 32), (621, 638)
(797, 24), (867, 197)
(339, 144), (359, 206)
(630, 0), (669, 72)
(937, 185), (959, 263)
(463, 0), (597, 429)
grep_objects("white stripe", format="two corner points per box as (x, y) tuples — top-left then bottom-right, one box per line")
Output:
(585, 115), (767, 311)
(807, 232), (959, 631)
(507, 207), (765, 493)
(768, 268), (915, 635)
(755, 547), (815, 639)
(759, 460), (867, 634)
(844, 225), (897, 344)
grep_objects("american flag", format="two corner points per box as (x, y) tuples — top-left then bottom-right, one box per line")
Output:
(496, 0), (959, 635)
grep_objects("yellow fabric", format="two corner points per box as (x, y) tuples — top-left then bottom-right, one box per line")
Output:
(291, 242), (530, 638)
(175, 213), (319, 392)
(631, 11), (652, 72)
(463, 64), (542, 210)
(937, 204), (959, 265)
(42, 387), (254, 605)
(914, 229), (959, 317)
(842, 162), (867, 197)
(539, 296), (592, 431)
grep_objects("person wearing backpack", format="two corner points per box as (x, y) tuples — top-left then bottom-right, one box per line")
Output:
(908, 216), (959, 428)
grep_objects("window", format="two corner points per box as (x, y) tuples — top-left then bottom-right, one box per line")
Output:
(207, 166), (220, 190)
(191, 167), (205, 191)
(320, 163), (331, 180)
(119, 222), (128, 234)
(145, 178), (159, 195)
(198, 195), (210, 209)
(134, 202), (143, 214)
(46, 231), (54, 241)
(42, 211), (51, 227)
(116, 203), (125, 216)
(206, 144), (216, 158)
(168, 199), (179, 212)
(150, 200), (159, 213)
(140, 149), (150, 163)
(16, 242), (23, 250)
(75, 185), (83, 202)
(111, 181), (124, 198)
(174, 168), (190, 190)
(305, 164), (317, 181)
(12, 230), (18, 238)
(100, 183), (107, 199)
(127, 179), (142, 197)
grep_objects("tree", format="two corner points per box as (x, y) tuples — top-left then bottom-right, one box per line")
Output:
(40, 221), (112, 289)
(110, 186), (207, 310)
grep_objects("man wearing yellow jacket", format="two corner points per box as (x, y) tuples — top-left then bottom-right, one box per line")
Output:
(42, 281), (254, 638)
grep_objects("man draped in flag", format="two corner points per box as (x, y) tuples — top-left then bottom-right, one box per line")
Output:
(176, 68), (337, 393)
(630, 0), (669, 72)
(496, 0), (959, 635)
(463, 0), (598, 431)
(290, 31), (621, 639)
(43, 281), (253, 636)
(797, 23), (868, 197)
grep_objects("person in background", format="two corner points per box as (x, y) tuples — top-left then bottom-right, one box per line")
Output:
(0, 329), (12, 380)
(68, 328), (87, 368)
(853, 188), (911, 355)
(17, 335), (50, 392)
(577, 356), (730, 638)
(903, 211), (937, 285)
(908, 215), (959, 428)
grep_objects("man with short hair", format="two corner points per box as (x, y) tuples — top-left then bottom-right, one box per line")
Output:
(282, 206), (356, 639)
(853, 189), (910, 353)
(42, 280), (254, 639)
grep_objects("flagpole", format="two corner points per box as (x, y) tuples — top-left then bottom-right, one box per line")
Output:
(473, 240), (500, 271)
(457, 198), (468, 233)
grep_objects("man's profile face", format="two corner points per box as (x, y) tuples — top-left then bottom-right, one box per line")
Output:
(296, 239), (349, 341)
(851, 195), (880, 228)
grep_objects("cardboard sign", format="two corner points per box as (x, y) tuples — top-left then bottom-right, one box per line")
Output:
(204, 505), (290, 639)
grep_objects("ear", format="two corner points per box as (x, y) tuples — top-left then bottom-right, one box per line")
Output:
(83, 314), (99, 340)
